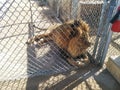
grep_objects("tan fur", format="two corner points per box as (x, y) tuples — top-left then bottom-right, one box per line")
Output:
(27, 19), (91, 67)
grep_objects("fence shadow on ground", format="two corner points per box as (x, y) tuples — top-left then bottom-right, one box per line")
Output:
(45, 67), (120, 90)
(45, 64), (100, 90)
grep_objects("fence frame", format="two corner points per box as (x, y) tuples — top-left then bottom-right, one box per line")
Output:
(93, 0), (119, 65)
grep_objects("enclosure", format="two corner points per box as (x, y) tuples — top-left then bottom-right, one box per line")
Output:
(0, 0), (120, 90)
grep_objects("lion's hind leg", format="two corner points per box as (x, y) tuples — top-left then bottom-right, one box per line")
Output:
(26, 33), (52, 45)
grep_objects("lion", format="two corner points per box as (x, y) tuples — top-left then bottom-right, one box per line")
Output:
(27, 19), (91, 67)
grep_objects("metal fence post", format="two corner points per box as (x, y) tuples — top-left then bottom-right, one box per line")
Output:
(56, 0), (61, 18)
(100, 0), (120, 65)
(96, 0), (117, 65)
(93, 0), (109, 60)
(71, 0), (79, 19)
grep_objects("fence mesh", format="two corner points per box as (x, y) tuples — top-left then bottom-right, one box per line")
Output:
(0, 0), (119, 90)
(107, 32), (120, 57)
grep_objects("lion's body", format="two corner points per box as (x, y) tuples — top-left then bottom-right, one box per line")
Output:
(27, 19), (91, 67)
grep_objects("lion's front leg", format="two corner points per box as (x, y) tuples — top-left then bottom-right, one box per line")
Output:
(81, 53), (90, 65)
(76, 53), (90, 65)
(67, 53), (90, 67)
(67, 57), (86, 67)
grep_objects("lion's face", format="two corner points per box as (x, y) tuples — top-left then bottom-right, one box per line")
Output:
(78, 32), (91, 50)
(75, 19), (91, 49)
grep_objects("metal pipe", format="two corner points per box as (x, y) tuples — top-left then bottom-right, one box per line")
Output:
(100, 0), (117, 65)
(93, 0), (109, 60)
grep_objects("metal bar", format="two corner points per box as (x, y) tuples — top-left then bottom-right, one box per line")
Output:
(111, 41), (120, 51)
(92, 0), (109, 59)
(56, 0), (60, 18)
(29, 0), (34, 37)
(100, 0), (117, 65)
(112, 35), (120, 41)
(96, 1), (111, 63)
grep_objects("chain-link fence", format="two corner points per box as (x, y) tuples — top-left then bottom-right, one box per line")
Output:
(93, 0), (120, 65)
(107, 32), (120, 58)
(0, 0), (120, 90)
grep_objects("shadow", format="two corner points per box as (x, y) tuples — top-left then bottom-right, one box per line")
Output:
(25, 40), (74, 90)
(45, 64), (100, 90)
(26, 75), (50, 90)
(26, 40), (50, 90)
(45, 67), (120, 90)
(111, 41), (120, 52)
(26, 23), (37, 90)
(112, 35), (120, 41)
(94, 69), (120, 90)
(26, 21), (73, 90)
